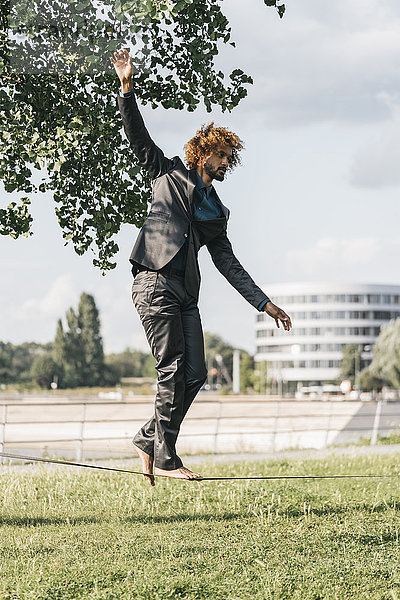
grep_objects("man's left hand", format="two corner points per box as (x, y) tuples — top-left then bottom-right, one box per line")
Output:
(263, 302), (292, 331)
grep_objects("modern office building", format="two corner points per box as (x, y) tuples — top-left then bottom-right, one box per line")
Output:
(255, 283), (400, 391)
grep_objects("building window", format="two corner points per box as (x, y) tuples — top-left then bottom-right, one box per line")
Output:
(373, 311), (392, 319)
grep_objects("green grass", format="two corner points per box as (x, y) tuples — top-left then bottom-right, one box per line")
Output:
(377, 432), (400, 446)
(1, 454), (400, 600)
(335, 431), (400, 448)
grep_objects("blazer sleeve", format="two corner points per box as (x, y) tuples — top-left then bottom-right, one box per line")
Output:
(206, 228), (270, 310)
(117, 93), (175, 180)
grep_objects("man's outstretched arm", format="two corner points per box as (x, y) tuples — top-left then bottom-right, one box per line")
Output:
(206, 230), (292, 331)
(111, 49), (176, 180)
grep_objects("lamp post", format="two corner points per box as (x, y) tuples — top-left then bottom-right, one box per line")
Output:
(232, 350), (240, 395)
(290, 344), (301, 398)
(354, 344), (361, 390)
(356, 343), (373, 390)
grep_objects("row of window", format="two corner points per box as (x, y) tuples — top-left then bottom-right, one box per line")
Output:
(270, 294), (400, 306)
(257, 326), (382, 338)
(261, 343), (349, 353)
(264, 360), (343, 369)
(263, 359), (372, 369)
(257, 311), (400, 323)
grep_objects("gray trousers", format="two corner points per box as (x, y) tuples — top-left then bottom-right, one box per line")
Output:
(131, 270), (207, 469)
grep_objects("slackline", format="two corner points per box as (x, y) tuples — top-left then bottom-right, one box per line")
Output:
(1, 451), (400, 481)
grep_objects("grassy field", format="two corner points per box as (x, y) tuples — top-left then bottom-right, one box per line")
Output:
(1, 454), (400, 600)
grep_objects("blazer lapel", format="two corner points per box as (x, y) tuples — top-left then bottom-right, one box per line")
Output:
(172, 164), (196, 218)
(188, 169), (230, 220)
(212, 187), (230, 220)
(174, 163), (230, 220)
(186, 169), (198, 214)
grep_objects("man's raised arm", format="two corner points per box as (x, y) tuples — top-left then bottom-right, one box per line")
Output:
(111, 49), (175, 180)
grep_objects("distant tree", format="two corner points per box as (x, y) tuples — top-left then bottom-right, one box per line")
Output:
(52, 292), (106, 387)
(0, 342), (13, 383)
(339, 344), (362, 387)
(107, 348), (147, 378)
(0, 341), (53, 384)
(357, 365), (383, 392)
(52, 318), (66, 383)
(62, 307), (85, 387)
(239, 352), (255, 393)
(78, 293), (105, 386)
(253, 360), (269, 394)
(204, 332), (254, 390)
(142, 352), (157, 378)
(205, 332), (235, 385)
(30, 353), (58, 388)
(360, 319), (400, 389)
(105, 348), (156, 380)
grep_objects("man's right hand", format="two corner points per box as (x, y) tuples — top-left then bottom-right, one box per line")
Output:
(263, 301), (292, 331)
(110, 49), (134, 94)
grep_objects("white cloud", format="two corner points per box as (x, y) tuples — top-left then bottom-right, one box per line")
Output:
(40, 274), (77, 317)
(218, 0), (400, 127)
(9, 274), (77, 323)
(350, 101), (400, 187)
(0, 274), (78, 343)
(132, 0), (400, 134)
(285, 237), (400, 282)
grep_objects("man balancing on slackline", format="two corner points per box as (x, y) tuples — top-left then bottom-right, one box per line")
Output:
(111, 49), (292, 485)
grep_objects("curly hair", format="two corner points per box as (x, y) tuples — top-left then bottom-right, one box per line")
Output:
(183, 122), (244, 171)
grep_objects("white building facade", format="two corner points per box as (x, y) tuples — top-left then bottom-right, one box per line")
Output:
(255, 283), (400, 390)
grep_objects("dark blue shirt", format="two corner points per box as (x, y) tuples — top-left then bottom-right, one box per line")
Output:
(120, 89), (269, 311)
(167, 171), (224, 272)
(193, 171), (224, 220)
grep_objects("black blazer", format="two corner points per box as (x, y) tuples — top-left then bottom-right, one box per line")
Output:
(117, 93), (268, 310)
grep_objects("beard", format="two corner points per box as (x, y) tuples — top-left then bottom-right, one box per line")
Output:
(204, 161), (226, 182)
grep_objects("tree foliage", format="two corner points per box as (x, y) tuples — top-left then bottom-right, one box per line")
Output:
(339, 343), (362, 386)
(204, 331), (253, 391)
(106, 347), (156, 378)
(30, 353), (58, 388)
(52, 292), (109, 387)
(357, 365), (383, 392)
(360, 319), (400, 389)
(239, 351), (255, 393)
(0, 0), (284, 270)
(78, 293), (106, 383)
(0, 341), (53, 384)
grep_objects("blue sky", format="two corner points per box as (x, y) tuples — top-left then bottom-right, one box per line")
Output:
(1, 0), (400, 353)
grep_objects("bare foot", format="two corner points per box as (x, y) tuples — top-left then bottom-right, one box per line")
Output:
(154, 465), (203, 480)
(132, 443), (155, 486)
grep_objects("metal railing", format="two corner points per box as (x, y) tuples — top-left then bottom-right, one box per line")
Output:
(0, 396), (397, 463)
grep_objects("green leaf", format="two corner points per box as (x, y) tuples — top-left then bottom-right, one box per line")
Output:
(0, 0), (255, 270)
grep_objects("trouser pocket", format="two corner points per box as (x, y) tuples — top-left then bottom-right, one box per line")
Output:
(131, 271), (158, 313)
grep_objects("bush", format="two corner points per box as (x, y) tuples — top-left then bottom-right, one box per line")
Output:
(30, 354), (58, 388)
